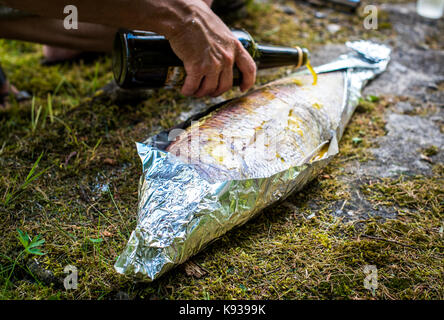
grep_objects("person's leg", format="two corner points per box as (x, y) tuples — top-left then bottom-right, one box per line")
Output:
(0, 17), (115, 102)
(42, 46), (83, 63)
(0, 17), (115, 52)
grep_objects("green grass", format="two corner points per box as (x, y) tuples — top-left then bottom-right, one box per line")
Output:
(0, 0), (442, 300)
(2, 151), (50, 207)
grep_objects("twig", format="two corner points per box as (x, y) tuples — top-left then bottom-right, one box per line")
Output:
(264, 267), (281, 275)
(359, 234), (419, 250)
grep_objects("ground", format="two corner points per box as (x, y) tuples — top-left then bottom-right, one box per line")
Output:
(0, 0), (442, 300)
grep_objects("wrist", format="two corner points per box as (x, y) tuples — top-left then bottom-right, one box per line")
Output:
(141, 0), (209, 39)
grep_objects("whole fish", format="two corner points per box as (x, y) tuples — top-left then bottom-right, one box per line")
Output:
(115, 41), (391, 281)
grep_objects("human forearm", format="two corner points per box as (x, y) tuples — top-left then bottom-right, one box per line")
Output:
(2, 0), (203, 38)
(3, 0), (257, 97)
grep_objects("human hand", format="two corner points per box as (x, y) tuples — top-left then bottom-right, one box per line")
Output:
(166, 1), (256, 97)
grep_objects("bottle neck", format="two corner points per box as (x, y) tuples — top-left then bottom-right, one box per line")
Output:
(255, 44), (308, 69)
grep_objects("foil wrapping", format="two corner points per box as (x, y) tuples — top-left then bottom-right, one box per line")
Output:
(114, 41), (391, 281)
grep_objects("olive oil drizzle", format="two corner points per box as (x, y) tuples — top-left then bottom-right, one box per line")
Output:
(306, 60), (318, 86)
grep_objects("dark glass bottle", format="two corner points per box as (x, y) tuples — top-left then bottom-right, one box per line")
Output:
(113, 29), (309, 89)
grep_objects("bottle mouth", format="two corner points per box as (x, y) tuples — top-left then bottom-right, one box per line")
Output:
(302, 48), (310, 66)
(112, 32), (126, 86)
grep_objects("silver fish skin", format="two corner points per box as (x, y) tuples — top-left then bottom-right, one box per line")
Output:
(114, 41), (391, 281)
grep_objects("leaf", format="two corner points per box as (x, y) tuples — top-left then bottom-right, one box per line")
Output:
(366, 95), (380, 102)
(25, 152), (44, 182)
(27, 248), (45, 256)
(89, 238), (103, 243)
(17, 229), (46, 256)
(28, 235), (45, 249)
(352, 137), (363, 145)
(16, 229), (30, 248)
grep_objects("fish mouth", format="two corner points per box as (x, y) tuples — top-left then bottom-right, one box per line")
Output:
(302, 140), (331, 163)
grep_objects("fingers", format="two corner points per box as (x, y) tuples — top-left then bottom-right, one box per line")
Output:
(183, 49), (234, 97)
(181, 66), (204, 96)
(181, 42), (255, 98)
(212, 63), (233, 97)
(181, 62), (220, 98)
(234, 43), (257, 92)
(194, 71), (220, 98)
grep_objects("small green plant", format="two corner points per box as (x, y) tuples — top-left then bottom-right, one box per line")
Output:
(47, 93), (54, 124)
(17, 229), (46, 256)
(30, 94), (55, 132)
(30, 96), (43, 133)
(366, 95), (380, 102)
(88, 237), (103, 244)
(2, 229), (45, 295)
(352, 137), (363, 145)
(91, 61), (100, 93)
